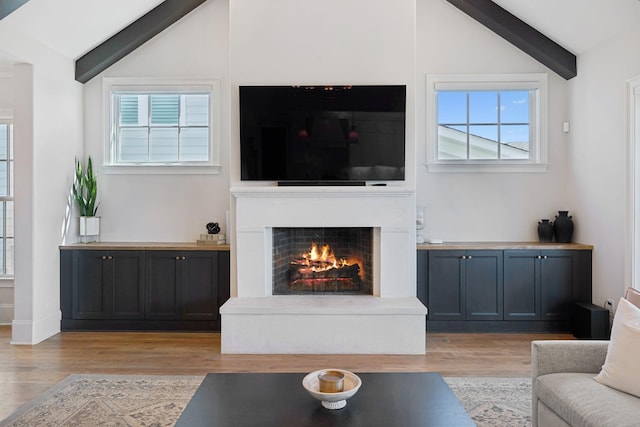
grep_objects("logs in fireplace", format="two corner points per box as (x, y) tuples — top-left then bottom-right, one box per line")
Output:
(273, 227), (373, 295)
(288, 242), (363, 292)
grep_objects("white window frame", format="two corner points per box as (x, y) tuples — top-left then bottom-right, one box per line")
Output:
(102, 77), (221, 175)
(0, 119), (13, 277)
(426, 73), (548, 173)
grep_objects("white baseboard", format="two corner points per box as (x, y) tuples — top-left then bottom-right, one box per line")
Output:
(11, 310), (61, 345)
(0, 303), (14, 325)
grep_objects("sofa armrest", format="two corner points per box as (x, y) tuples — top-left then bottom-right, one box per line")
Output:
(531, 340), (609, 381)
(531, 340), (609, 427)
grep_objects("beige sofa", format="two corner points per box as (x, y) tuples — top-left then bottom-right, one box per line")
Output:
(531, 340), (640, 427)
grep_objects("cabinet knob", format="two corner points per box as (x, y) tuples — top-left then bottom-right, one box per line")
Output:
(181, 256), (186, 260)
(102, 256), (107, 260)
(108, 256), (113, 260)
(175, 256), (180, 260)
(543, 255), (548, 259)
(467, 256), (472, 259)
(461, 256), (466, 259)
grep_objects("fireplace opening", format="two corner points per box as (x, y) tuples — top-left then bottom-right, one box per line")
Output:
(273, 227), (373, 295)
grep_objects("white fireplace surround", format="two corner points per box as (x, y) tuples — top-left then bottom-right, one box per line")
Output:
(220, 186), (427, 354)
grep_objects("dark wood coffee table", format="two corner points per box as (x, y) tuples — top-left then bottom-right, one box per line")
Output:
(175, 372), (474, 427)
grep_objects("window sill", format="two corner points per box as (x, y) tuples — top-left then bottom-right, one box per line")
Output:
(101, 164), (221, 175)
(424, 162), (549, 173)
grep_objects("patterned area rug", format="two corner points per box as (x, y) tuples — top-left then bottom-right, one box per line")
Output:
(0, 375), (531, 426)
(445, 377), (532, 427)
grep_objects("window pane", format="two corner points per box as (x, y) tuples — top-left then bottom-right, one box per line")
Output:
(180, 128), (209, 161)
(437, 91), (466, 124)
(469, 91), (497, 124)
(150, 95), (179, 125)
(501, 91), (529, 124)
(0, 161), (6, 196)
(5, 237), (13, 275)
(438, 125), (467, 159)
(501, 125), (530, 159)
(119, 128), (149, 162)
(6, 201), (12, 238)
(0, 124), (6, 159)
(119, 95), (144, 126)
(469, 125), (498, 159)
(150, 128), (179, 161)
(182, 95), (209, 126)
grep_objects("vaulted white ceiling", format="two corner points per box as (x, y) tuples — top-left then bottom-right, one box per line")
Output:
(492, 0), (640, 54)
(1, 0), (164, 59)
(1, 0), (640, 67)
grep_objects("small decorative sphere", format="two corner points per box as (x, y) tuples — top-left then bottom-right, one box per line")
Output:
(206, 222), (220, 234)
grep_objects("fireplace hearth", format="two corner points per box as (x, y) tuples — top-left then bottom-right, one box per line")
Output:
(273, 227), (373, 295)
(223, 186), (427, 354)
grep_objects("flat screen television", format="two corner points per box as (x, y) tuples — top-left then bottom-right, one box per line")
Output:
(239, 85), (406, 184)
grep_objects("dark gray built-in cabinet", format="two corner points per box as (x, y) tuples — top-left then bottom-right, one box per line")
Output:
(418, 243), (592, 332)
(60, 244), (230, 331)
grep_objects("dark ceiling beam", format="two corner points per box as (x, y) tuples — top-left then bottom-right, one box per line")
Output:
(445, 0), (577, 80)
(75, 0), (207, 83)
(0, 0), (29, 20)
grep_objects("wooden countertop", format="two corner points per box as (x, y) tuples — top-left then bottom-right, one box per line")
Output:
(417, 242), (593, 250)
(60, 242), (231, 251)
(61, 241), (593, 251)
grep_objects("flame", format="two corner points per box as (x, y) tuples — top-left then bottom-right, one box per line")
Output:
(299, 242), (362, 278)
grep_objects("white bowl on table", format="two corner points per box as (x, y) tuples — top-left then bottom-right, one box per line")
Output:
(302, 369), (362, 410)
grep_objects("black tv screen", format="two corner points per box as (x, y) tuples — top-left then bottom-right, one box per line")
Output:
(239, 85), (406, 183)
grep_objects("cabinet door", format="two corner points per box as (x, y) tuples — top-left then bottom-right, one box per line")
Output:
(465, 250), (503, 321)
(181, 252), (218, 320)
(73, 251), (109, 319)
(146, 251), (181, 319)
(110, 251), (145, 319)
(427, 251), (465, 320)
(72, 250), (144, 319)
(540, 250), (576, 321)
(504, 250), (540, 320)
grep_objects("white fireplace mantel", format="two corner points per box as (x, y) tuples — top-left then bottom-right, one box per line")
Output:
(221, 185), (427, 354)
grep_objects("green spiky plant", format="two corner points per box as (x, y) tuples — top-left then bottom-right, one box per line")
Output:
(72, 156), (98, 216)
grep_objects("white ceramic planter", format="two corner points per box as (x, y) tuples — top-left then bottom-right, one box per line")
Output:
(79, 216), (100, 243)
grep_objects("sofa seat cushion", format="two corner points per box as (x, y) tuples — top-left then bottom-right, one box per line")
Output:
(536, 373), (640, 427)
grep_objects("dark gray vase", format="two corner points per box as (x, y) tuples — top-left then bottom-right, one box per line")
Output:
(537, 219), (554, 243)
(554, 211), (574, 243)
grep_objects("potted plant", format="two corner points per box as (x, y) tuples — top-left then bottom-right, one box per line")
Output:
(72, 156), (100, 242)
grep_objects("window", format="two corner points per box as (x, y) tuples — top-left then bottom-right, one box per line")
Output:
(426, 74), (548, 172)
(0, 121), (13, 276)
(103, 78), (220, 174)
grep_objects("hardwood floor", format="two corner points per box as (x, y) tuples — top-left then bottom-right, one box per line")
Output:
(0, 326), (572, 420)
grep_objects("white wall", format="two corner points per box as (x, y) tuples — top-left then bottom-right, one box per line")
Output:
(416, 0), (571, 242)
(568, 24), (640, 307)
(228, 0), (417, 186)
(0, 25), (84, 343)
(83, 0), (230, 242)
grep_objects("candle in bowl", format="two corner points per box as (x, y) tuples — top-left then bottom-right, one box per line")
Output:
(318, 370), (345, 393)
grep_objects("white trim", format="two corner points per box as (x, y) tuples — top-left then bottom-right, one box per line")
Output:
(102, 77), (221, 174)
(101, 164), (221, 175)
(425, 162), (548, 173)
(425, 73), (548, 173)
(626, 75), (640, 289)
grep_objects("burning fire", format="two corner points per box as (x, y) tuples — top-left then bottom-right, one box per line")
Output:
(287, 241), (365, 290)
(302, 242), (349, 272)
